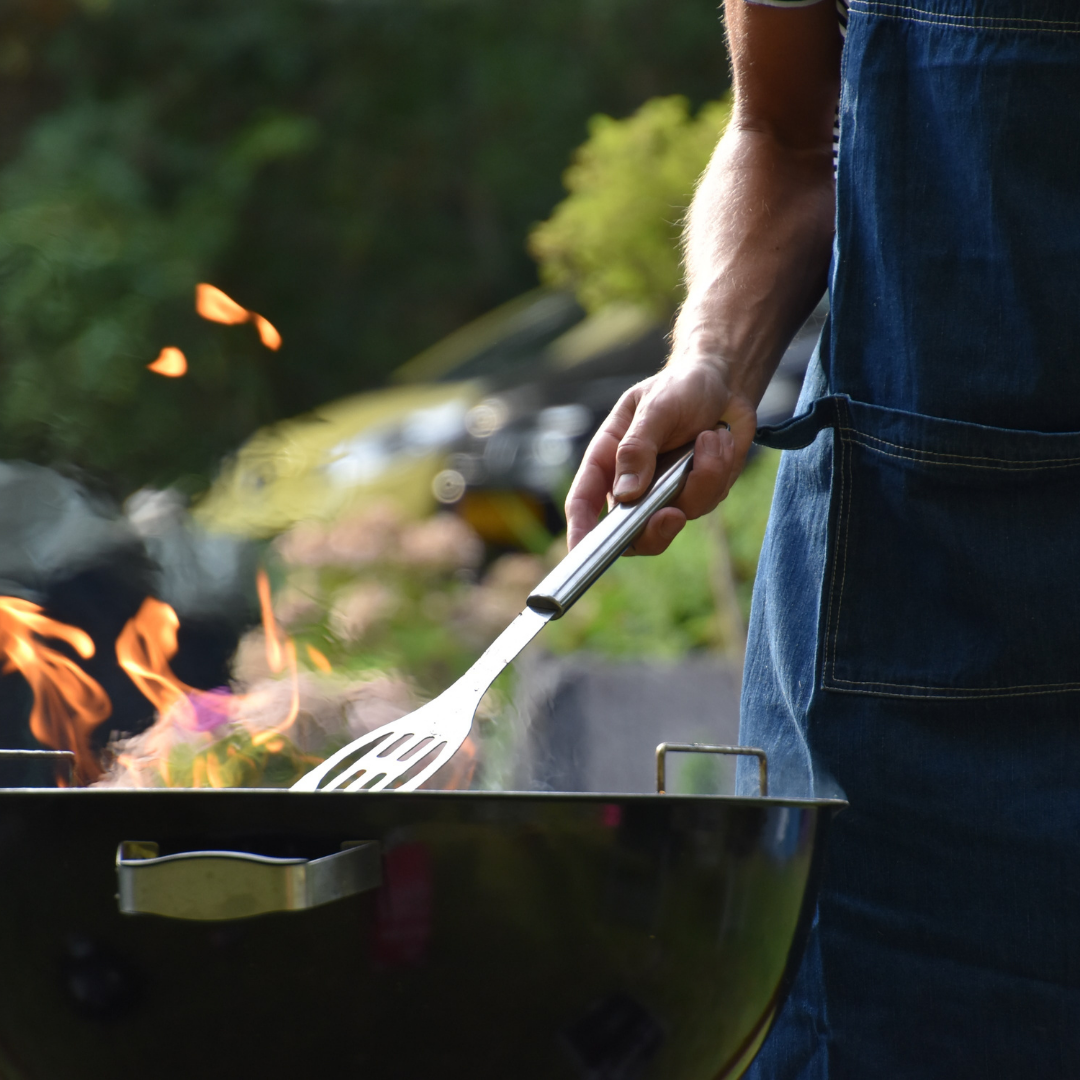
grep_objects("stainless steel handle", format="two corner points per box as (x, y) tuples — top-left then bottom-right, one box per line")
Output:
(527, 447), (695, 618)
(655, 742), (769, 797)
(117, 840), (381, 921)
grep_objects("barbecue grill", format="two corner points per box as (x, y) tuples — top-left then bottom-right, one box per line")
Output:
(0, 745), (842, 1080)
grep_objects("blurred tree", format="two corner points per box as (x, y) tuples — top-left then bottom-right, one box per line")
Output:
(0, 0), (730, 492)
(529, 94), (731, 319)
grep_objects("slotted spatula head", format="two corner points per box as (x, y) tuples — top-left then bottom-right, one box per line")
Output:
(290, 697), (473, 793)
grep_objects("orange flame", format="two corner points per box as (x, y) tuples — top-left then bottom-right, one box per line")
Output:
(102, 575), (476, 791)
(113, 590), (300, 778)
(0, 598), (112, 784)
(115, 598), (201, 728)
(252, 313), (282, 351)
(256, 569), (286, 674)
(196, 284), (249, 325)
(250, 570), (300, 746)
(196, 284), (281, 350)
(148, 347), (188, 378)
(250, 636), (300, 747)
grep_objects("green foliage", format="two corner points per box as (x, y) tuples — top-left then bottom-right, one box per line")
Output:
(529, 94), (731, 319)
(0, 0), (729, 491)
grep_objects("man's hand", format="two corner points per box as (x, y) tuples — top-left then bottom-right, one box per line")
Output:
(565, 364), (756, 555)
(564, 0), (841, 555)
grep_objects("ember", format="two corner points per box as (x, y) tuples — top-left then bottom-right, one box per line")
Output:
(196, 283), (282, 350)
(147, 347), (188, 378)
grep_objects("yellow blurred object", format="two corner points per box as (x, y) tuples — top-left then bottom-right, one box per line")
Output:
(194, 382), (481, 538)
(305, 644), (333, 673)
(456, 489), (551, 553)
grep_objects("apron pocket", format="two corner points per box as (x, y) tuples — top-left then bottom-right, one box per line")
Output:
(758, 396), (1080, 700)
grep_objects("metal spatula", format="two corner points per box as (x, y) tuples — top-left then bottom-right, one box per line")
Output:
(291, 446), (696, 793)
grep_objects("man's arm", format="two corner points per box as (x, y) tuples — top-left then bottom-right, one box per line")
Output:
(565, 0), (841, 554)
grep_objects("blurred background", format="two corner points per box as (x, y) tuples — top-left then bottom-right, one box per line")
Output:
(0, 0), (815, 794)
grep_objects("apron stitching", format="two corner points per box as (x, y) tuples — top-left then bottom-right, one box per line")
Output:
(851, 0), (1080, 24)
(825, 679), (1080, 696)
(849, 1), (1080, 32)
(850, 13), (1080, 36)
(825, 410), (854, 685)
(840, 427), (1080, 470)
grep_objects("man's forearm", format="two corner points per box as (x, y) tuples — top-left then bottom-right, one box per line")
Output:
(671, 0), (841, 409)
(563, 0), (841, 554)
(672, 122), (836, 409)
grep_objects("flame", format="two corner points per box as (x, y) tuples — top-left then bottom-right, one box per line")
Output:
(115, 598), (201, 727)
(148, 347), (188, 378)
(256, 569), (286, 674)
(250, 637), (300, 746)
(196, 284), (281, 350)
(112, 590), (300, 782)
(252, 313), (282, 351)
(196, 284), (249, 325)
(100, 574), (476, 791)
(0, 598), (112, 784)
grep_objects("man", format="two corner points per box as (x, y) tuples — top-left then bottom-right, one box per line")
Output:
(566, 1), (1080, 1075)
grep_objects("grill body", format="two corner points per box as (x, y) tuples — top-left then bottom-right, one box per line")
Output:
(0, 788), (840, 1080)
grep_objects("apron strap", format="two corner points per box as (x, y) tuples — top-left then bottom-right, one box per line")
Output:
(755, 396), (846, 451)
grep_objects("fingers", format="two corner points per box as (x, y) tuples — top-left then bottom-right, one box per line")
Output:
(565, 387), (641, 549)
(672, 425), (736, 520)
(625, 426), (737, 556)
(626, 506), (687, 557)
(611, 387), (681, 502)
(610, 364), (734, 504)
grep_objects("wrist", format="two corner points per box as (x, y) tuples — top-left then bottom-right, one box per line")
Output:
(667, 333), (766, 418)
(670, 282), (789, 410)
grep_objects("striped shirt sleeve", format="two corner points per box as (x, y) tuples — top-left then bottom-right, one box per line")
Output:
(746, 0), (848, 36)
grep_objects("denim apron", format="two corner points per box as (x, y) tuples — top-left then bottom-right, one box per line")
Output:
(738, 2), (1080, 1077)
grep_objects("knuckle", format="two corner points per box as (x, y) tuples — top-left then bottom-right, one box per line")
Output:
(616, 434), (651, 458)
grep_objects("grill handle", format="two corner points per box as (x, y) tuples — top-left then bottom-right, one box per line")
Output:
(655, 743), (769, 797)
(116, 841), (381, 921)
(527, 446), (695, 618)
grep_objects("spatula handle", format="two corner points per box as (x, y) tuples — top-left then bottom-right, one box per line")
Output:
(527, 446), (695, 618)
